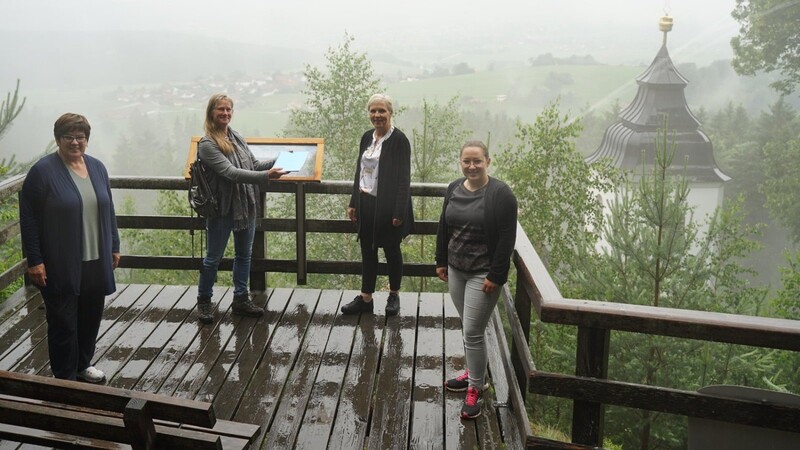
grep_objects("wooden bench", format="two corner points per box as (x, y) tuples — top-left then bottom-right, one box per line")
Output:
(0, 370), (260, 449)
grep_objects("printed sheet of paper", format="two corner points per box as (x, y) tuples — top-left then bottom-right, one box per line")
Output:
(274, 150), (309, 172)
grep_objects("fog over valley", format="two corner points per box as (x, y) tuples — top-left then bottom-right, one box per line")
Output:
(0, 0), (785, 168)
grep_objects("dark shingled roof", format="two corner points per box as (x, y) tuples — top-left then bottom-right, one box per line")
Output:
(586, 44), (730, 183)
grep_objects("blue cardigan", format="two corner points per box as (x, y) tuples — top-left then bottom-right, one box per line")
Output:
(20, 153), (120, 296)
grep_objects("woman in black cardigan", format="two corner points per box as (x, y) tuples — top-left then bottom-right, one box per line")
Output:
(435, 140), (517, 419)
(342, 94), (414, 317)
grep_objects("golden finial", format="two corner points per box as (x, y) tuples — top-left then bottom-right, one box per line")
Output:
(659, 16), (674, 46)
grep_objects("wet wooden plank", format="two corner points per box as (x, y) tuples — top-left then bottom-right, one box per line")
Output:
(475, 305), (505, 449)
(230, 288), (321, 442)
(487, 307), (529, 449)
(0, 285), (526, 450)
(112, 285), (191, 389)
(92, 285), (182, 382)
(0, 423), (124, 449)
(410, 292), (445, 449)
(327, 292), (387, 449)
(0, 292), (45, 363)
(368, 291), (418, 449)
(132, 286), (216, 392)
(262, 289), (341, 449)
(188, 290), (278, 406)
(168, 289), (276, 403)
(443, 293), (479, 449)
(155, 287), (238, 396)
(2, 285), (135, 375)
(0, 319), (46, 373)
(294, 292), (358, 449)
(199, 288), (291, 416)
(0, 288), (110, 373)
(0, 287), (41, 335)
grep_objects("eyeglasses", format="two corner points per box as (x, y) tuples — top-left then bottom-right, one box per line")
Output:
(461, 159), (486, 167)
(61, 135), (87, 143)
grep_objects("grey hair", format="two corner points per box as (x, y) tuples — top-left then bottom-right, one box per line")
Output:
(367, 93), (394, 114)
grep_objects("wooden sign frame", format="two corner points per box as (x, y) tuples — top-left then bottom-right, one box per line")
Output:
(184, 136), (325, 182)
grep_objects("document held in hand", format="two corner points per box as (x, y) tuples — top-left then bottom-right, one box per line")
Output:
(274, 150), (309, 172)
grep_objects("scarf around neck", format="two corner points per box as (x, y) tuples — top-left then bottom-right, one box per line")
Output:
(227, 129), (258, 231)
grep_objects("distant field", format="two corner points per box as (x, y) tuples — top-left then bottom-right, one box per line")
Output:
(386, 64), (642, 117)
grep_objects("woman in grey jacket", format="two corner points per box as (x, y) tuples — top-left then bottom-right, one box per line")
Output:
(195, 94), (286, 324)
(435, 140), (517, 419)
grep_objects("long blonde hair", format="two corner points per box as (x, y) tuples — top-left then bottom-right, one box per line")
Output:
(204, 94), (235, 155)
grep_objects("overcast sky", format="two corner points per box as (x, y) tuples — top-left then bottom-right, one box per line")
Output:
(2, 0), (739, 63)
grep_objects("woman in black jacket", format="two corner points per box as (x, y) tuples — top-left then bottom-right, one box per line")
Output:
(342, 94), (414, 317)
(435, 140), (517, 419)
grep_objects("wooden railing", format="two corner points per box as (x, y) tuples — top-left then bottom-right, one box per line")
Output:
(2, 174), (799, 449)
(505, 223), (800, 448)
(107, 176), (445, 289)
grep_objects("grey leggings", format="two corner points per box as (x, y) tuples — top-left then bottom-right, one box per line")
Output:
(448, 265), (501, 389)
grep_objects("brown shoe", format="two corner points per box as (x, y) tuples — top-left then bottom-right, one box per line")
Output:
(197, 295), (213, 324)
(232, 294), (264, 317)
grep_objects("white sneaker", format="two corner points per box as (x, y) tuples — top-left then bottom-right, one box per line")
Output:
(77, 366), (106, 383)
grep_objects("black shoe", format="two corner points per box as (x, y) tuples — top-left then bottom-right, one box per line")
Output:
(445, 371), (470, 392)
(385, 292), (400, 316)
(461, 386), (483, 419)
(341, 295), (374, 315)
(197, 295), (213, 324)
(445, 370), (490, 392)
(232, 293), (264, 317)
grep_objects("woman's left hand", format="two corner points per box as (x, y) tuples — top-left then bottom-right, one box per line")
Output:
(392, 218), (402, 227)
(482, 278), (499, 293)
(112, 252), (121, 269)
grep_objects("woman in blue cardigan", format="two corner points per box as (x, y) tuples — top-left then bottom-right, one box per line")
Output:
(435, 140), (517, 419)
(20, 113), (121, 383)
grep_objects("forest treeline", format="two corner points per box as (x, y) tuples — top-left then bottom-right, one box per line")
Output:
(1, 31), (799, 449)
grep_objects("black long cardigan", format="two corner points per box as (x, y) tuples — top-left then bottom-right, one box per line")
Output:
(349, 128), (414, 247)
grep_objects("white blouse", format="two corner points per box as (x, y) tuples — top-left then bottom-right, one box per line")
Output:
(359, 126), (394, 196)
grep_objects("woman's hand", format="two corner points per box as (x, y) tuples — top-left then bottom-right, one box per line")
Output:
(267, 167), (287, 179)
(347, 207), (357, 222)
(482, 278), (499, 293)
(112, 253), (121, 269)
(436, 266), (448, 282)
(27, 263), (47, 287)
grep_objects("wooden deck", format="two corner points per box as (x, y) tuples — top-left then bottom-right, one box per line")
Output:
(0, 284), (516, 449)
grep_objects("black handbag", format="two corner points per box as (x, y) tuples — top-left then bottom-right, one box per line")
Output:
(188, 155), (219, 217)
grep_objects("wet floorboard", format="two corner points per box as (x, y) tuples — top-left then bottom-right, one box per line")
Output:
(0, 284), (517, 449)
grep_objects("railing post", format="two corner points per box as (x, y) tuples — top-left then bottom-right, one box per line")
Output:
(250, 191), (266, 292)
(18, 191), (30, 288)
(512, 274), (531, 401)
(295, 182), (307, 285)
(572, 325), (610, 446)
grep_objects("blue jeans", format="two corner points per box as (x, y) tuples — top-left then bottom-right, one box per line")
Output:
(197, 215), (256, 298)
(448, 265), (501, 389)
